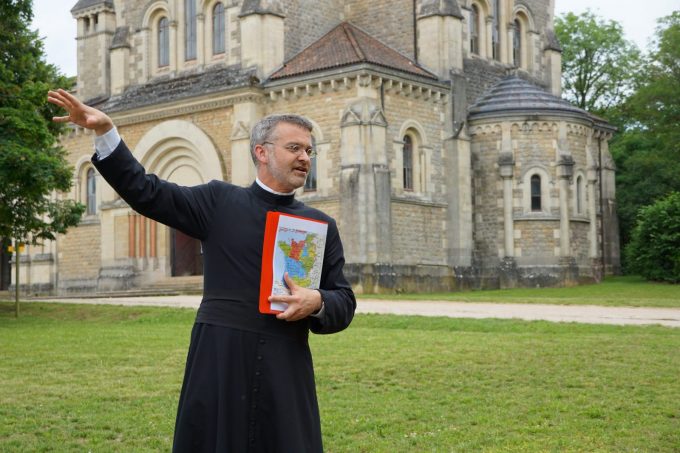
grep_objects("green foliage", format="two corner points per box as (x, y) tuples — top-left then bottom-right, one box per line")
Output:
(554, 10), (641, 114)
(625, 192), (680, 283)
(610, 12), (680, 258)
(0, 0), (84, 244)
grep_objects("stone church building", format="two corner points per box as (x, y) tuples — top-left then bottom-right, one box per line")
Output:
(13, 0), (620, 295)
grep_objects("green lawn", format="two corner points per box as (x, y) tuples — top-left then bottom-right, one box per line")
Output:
(1, 302), (678, 452)
(360, 276), (680, 308)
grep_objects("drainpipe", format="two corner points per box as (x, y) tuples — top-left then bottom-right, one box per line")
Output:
(413, 0), (418, 63)
(598, 137), (606, 273)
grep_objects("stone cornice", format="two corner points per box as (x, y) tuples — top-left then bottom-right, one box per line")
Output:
(104, 89), (263, 127)
(75, 30), (115, 40)
(391, 197), (447, 208)
(266, 66), (449, 104)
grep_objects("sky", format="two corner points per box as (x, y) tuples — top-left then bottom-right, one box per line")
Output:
(30, 0), (680, 77)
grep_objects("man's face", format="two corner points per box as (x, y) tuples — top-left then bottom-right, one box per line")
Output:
(256, 122), (312, 193)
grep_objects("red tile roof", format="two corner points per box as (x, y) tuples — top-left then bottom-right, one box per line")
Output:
(269, 22), (437, 80)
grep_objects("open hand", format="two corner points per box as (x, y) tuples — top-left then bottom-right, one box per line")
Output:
(47, 89), (114, 136)
(271, 273), (323, 322)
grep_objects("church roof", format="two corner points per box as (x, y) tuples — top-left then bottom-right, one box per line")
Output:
(468, 76), (589, 121)
(71, 0), (114, 14)
(269, 22), (437, 81)
(100, 66), (259, 112)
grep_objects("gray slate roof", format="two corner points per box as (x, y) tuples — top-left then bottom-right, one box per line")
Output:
(71, 0), (114, 14)
(100, 66), (259, 112)
(468, 76), (589, 120)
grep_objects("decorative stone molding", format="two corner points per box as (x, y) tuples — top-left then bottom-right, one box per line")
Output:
(266, 70), (448, 105)
(109, 92), (262, 127)
(230, 120), (251, 140)
(341, 98), (387, 128)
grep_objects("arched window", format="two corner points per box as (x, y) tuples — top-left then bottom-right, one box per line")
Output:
(513, 19), (521, 67)
(576, 175), (586, 215)
(403, 135), (414, 190)
(530, 174), (541, 211)
(492, 0), (501, 60)
(158, 17), (170, 67)
(212, 3), (226, 55)
(470, 5), (480, 54)
(86, 168), (97, 215)
(304, 155), (317, 192)
(185, 0), (197, 60)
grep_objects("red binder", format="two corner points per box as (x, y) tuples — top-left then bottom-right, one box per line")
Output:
(259, 211), (328, 314)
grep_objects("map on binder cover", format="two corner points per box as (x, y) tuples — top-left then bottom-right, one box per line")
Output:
(259, 212), (328, 314)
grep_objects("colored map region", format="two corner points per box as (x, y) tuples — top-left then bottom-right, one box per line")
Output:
(278, 234), (318, 288)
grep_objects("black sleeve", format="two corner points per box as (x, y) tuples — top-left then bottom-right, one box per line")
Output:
(310, 219), (356, 335)
(92, 140), (217, 240)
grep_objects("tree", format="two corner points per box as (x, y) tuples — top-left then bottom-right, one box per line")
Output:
(610, 12), (680, 259)
(625, 192), (680, 283)
(0, 0), (84, 315)
(555, 11), (641, 114)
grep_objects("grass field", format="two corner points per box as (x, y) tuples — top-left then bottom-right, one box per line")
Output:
(1, 302), (679, 452)
(361, 276), (680, 308)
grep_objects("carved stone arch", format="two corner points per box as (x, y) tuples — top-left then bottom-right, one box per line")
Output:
(470, 0), (491, 16)
(340, 108), (362, 127)
(142, 1), (171, 28)
(572, 169), (588, 216)
(341, 98), (387, 127)
(73, 154), (97, 206)
(521, 165), (553, 214)
(513, 4), (535, 31)
(143, 2), (173, 75)
(133, 120), (224, 183)
(133, 120), (222, 278)
(396, 119), (429, 147)
(306, 118), (325, 144)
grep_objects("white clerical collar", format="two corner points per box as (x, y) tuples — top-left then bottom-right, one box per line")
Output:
(255, 178), (296, 196)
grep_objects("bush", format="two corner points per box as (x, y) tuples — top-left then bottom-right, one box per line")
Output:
(625, 192), (680, 283)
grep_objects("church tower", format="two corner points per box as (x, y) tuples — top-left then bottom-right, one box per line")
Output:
(71, 0), (117, 102)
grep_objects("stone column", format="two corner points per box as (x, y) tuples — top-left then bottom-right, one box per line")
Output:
(196, 13), (205, 65)
(239, 2), (285, 79)
(587, 167), (599, 258)
(446, 74), (472, 267)
(557, 155), (574, 257)
(498, 153), (515, 257)
(339, 97), (391, 268)
(230, 101), (263, 186)
(416, 3), (464, 78)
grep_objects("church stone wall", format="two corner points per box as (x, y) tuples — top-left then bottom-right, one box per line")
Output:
(114, 105), (233, 182)
(514, 220), (558, 263)
(470, 127), (502, 268)
(58, 222), (102, 291)
(463, 59), (511, 105)
(266, 87), (356, 196)
(391, 202), (447, 265)
(383, 89), (447, 203)
(282, 0), (341, 59)
(344, 0), (416, 60)
(570, 221), (590, 263)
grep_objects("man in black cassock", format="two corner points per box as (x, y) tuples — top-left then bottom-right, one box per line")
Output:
(48, 89), (356, 452)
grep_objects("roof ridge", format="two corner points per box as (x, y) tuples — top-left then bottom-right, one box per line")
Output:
(342, 22), (366, 61)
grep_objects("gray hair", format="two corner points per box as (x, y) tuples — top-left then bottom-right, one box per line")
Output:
(250, 114), (314, 165)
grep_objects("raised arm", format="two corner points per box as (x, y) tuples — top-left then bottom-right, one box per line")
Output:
(47, 89), (216, 240)
(47, 89), (114, 136)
